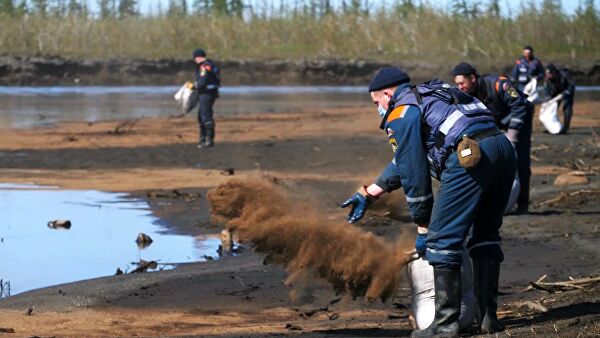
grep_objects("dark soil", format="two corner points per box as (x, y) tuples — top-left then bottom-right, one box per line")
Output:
(1, 55), (599, 86)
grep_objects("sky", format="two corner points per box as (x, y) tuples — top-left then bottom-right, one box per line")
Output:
(83, 0), (596, 16)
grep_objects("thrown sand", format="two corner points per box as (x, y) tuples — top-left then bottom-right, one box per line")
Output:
(207, 178), (413, 302)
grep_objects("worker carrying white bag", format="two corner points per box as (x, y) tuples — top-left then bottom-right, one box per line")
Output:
(407, 250), (476, 330)
(174, 81), (199, 115)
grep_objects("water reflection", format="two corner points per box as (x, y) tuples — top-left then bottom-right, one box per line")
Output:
(0, 186), (218, 296)
(0, 86), (371, 129)
(0, 85), (598, 129)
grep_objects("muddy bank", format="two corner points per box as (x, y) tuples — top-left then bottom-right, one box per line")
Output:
(1, 55), (599, 86)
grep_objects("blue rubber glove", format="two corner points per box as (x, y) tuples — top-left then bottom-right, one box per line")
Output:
(415, 233), (427, 257)
(340, 187), (375, 223)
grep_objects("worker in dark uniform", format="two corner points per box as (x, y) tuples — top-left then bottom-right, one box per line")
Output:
(453, 62), (532, 214)
(511, 45), (544, 92)
(341, 67), (516, 337)
(193, 48), (220, 148)
(544, 63), (576, 134)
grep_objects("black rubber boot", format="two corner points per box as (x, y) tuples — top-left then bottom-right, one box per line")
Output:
(198, 125), (206, 148)
(411, 266), (461, 338)
(473, 259), (505, 334)
(561, 114), (572, 134)
(204, 126), (215, 147)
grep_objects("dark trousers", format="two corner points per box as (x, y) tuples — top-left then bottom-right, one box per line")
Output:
(515, 106), (533, 210)
(425, 133), (517, 267)
(562, 92), (574, 133)
(198, 93), (217, 128)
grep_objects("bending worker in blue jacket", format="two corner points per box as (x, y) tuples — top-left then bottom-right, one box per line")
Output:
(453, 62), (532, 214)
(341, 67), (516, 337)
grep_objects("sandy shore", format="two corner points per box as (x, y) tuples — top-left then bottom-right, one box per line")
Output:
(0, 102), (599, 337)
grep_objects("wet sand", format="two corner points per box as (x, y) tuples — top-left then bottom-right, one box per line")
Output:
(0, 101), (599, 337)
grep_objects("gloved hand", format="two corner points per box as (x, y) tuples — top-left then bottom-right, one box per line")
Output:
(415, 233), (427, 257)
(340, 186), (376, 223)
(505, 128), (519, 147)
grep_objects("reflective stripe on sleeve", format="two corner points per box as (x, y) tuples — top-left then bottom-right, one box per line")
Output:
(426, 248), (463, 255)
(405, 193), (433, 203)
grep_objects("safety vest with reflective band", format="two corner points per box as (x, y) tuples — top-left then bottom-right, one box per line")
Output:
(382, 79), (495, 178)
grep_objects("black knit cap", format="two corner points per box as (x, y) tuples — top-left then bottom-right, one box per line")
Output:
(452, 62), (478, 77)
(368, 67), (411, 92)
(192, 48), (206, 58)
(546, 63), (558, 73)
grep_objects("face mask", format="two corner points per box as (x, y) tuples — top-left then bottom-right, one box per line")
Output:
(377, 105), (387, 117)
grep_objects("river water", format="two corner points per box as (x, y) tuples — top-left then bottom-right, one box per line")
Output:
(0, 183), (220, 296)
(1, 85), (598, 129)
(0, 86), (371, 129)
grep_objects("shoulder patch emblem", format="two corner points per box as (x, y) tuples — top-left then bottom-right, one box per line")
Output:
(387, 105), (409, 123)
(388, 138), (398, 153)
(502, 82), (509, 91)
(508, 87), (519, 98)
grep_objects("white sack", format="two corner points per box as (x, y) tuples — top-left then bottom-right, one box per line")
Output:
(539, 95), (563, 135)
(504, 172), (521, 214)
(174, 81), (199, 114)
(524, 78), (550, 104)
(407, 251), (476, 330)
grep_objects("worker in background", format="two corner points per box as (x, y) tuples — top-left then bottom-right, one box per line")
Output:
(341, 67), (516, 336)
(511, 45), (544, 92)
(453, 62), (532, 214)
(193, 48), (221, 148)
(544, 63), (576, 134)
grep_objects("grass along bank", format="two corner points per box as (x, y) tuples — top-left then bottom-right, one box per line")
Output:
(0, 1), (598, 68)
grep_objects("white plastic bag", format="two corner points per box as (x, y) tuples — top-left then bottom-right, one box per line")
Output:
(539, 94), (563, 135)
(524, 78), (549, 104)
(504, 172), (521, 214)
(407, 251), (476, 330)
(524, 78), (539, 103)
(174, 81), (199, 114)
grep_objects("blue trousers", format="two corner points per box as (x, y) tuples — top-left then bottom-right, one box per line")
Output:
(425, 132), (517, 268)
(516, 105), (533, 210)
(198, 93), (217, 128)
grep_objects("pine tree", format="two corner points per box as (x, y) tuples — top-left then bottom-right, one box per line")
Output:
(32, 0), (48, 16)
(67, 0), (83, 16)
(117, 0), (137, 17)
(98, 0), (115, 18)
(0, 0), (15, 15)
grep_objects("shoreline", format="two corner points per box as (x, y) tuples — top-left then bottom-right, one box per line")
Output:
(1, 55), (599, 86)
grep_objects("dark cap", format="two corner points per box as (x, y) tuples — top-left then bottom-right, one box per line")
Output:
(452, 62), (478, 77)
(368, 67), (410, 92)
(523, 45), (534, 52)
(192, 48), (206, 58)
(546, 63), (558, 73)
